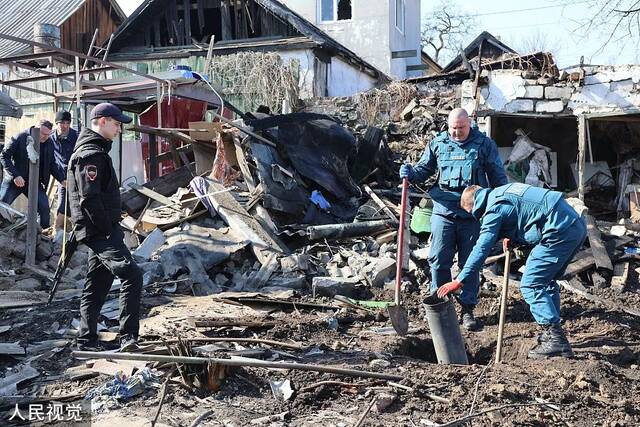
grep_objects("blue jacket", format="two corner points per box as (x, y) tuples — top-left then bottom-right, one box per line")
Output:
(50, 128), (78, 172)
(411, 128), (507, 218)
(457, 183), (579, 283)
(0, 128), (65, 187)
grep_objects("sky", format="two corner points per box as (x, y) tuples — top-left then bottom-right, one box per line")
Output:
(116, 0), (639, 68)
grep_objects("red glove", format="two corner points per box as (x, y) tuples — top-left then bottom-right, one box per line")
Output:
(437, 280), (463, 298)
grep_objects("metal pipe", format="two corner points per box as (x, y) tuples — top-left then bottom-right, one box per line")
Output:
(71, 352), (403, 381)
(307, 220), (393, 241)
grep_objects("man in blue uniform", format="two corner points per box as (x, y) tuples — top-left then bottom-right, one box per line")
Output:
(438, 183), (587, 358)
(400, 108), (508, 330)
(0, 120), (65, 229)
(51, 111), (78, 242)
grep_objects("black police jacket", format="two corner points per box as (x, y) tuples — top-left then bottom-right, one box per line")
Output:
(0, 127), (65, 187)
(67, 128), (121, 241)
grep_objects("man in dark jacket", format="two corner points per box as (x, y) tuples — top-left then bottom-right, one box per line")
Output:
(51, 111), (78, 241)
(0, 120), (64, 229)
(67, 103), (142, 352)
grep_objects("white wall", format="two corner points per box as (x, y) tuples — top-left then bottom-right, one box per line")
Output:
(388, 0), (422, 79)
(327, 56), (377, 97)
(278, 49), (318, 99)
(280, 0), (392, 76)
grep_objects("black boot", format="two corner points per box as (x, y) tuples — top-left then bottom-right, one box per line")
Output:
(460, 304), (481, 331)
(528, 323), (574, 359)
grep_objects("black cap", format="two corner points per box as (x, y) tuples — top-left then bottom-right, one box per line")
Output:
(89, 103), (132, 124)
(55, 111), (72, 123)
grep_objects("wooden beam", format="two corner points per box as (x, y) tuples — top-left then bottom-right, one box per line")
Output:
(25, 127), (41, 266)
(584, 214), (613, 271)
(183, 0), (192, 43)
(577, 115), (586, 201)
(221, 0), (233, 41)
(149, 134), (159, 180)
(3, 66), (112, 84)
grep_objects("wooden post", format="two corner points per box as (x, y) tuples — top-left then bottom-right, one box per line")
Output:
(577, 115), (586, 202)
(75, 56), (81, 132)
(149, 133), (158, 180)
(25, 127), (41, 266)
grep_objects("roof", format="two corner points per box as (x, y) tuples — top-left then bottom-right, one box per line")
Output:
(0, 91), (22, 118)
(421, 51), (442, 73)
(0, 0), (125, 59)
(109, 0), (386, 80)
(442, 31), (517, 73)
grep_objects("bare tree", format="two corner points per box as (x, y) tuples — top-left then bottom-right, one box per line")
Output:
(511, 30), (563, 58)
(421, 0), (478, 64)
(577, 0), (640, 57)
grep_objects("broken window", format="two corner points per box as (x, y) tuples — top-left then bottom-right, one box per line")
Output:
(337, 0), (352, 20)
(395, 0), (405, 33)
(321, 0), (351, 21)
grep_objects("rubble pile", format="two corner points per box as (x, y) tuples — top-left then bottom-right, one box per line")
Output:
(0, 102), (639, 426)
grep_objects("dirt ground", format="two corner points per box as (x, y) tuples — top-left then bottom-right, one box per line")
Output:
(1, 264), (640, 427)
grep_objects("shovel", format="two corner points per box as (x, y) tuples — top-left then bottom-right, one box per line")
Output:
(388, 177), (410, 336)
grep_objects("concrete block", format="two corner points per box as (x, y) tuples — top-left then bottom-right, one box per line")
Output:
(461, 79), (474, 98)
(312, 276), (361, 298)
(536, 100), (565, 113)
(544, 86), (573, 100)
(401, 99), (418, 120)
(268, 274), (307, 289)
(280, 254), (310, 273)
(504, 99), (534, 113)
(523, 85), (544, 98)
(362, 257), (396, 287)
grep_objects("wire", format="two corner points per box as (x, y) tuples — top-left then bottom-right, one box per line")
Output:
(447, 1), (589, 18)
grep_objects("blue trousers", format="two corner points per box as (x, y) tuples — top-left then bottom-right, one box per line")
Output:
(428, 213), (480, 305)
(520, 215), (587, 325)
(0, 180), (51, 228)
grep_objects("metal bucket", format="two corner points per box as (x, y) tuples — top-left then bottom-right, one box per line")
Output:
(33, 23), (60, 53)
(423, 294), (469, 365)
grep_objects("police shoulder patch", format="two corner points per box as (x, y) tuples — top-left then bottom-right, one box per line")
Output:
(86, 164), (98, 181)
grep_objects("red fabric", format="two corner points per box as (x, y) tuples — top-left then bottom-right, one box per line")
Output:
(139, 97), (207, 178)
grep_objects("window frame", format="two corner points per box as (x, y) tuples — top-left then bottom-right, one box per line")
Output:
(395, 0), (405, 34)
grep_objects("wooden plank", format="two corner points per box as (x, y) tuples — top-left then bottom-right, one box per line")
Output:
(148, 134), (159, 180)
(121, 165), (195, 214)
(563, 237), (631, 278)
(246, 252), (279, 289)
(220, 0), (233, 40)
(25, 127), (40, 266)
(197, 0), (206, 33)
(234, 137), (256, 191)
(363, 185), (398, 224)
(585, 214), (613, 271)
(183, 0), (192, 42)
(128, 183), (176, 207)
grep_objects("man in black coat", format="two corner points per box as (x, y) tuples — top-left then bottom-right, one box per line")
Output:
(0, 119), (65, 229)
(67, 103), (142, 352)
(51, 110), (78, 241)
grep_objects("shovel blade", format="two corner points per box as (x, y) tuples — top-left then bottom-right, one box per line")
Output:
(388, 304), (408, 336)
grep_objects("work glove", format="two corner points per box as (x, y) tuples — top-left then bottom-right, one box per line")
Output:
(399, 163), (414, 181)
(437, 279), (463, 298)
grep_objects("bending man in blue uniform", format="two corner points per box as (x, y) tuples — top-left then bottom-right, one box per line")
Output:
(400, 108), (508, 330)
(438, 183), (587, 358)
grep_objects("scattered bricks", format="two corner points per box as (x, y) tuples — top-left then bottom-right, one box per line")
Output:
(280, 254), (310, 273)
(536, 100), (565, 113)
(504, 99), (534, 113)
(523, 86), (544, 98)
(312, 276), (361, 298)
(375, 392), (397, 413)
(544, 86), (573, 100)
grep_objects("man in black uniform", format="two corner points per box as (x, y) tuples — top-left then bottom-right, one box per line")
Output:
(67, 103), (143, 352)
(0, 120), (65, 229)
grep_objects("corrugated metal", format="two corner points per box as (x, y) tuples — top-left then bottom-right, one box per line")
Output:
(0, 0), (86, 58)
